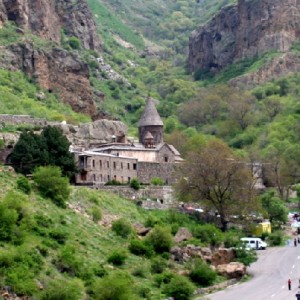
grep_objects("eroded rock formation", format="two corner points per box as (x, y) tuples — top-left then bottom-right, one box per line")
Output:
(0, 0), (102, 118)
(1, 0), (101, 50)
(188, 0), (300, 74)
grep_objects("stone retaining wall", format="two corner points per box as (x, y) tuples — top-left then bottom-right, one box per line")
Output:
(92, 185), (177, 209)
(0, 114), (50, 126)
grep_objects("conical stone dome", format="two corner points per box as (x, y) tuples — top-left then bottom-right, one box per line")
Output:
(138, 98), (164, 145)
(138, 98), (163, 127)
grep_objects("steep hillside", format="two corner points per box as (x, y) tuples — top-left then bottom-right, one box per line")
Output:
(188, 0), (300, 80)
(0, 0), (102, 119)
(0, 166), (249, 299)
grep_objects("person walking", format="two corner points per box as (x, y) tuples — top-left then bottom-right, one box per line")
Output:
(288, 278), (292, 290)
(295, 238), (297, 247)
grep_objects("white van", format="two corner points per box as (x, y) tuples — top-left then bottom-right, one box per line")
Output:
(241, 237), (267, 250)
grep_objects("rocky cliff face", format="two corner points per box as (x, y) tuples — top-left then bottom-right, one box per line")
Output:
(0, 0), (102, 118)
(188, 0), (300, 74)
(1, 0), (101, 50)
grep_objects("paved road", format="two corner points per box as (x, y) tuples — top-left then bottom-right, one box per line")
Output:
(201, 243), (300, 300)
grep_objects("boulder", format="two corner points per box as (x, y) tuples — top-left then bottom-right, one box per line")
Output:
(200, 247), (212, 264)
(216, 262), (246, 279)
(170, 245), (204, 263)
(212, 248), (235, 266)
(174, 227), (193, 243)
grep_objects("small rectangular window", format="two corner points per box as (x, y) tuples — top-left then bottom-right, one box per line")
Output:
(113, 162), (116, 169)
(128, 163), (130, 170)
(133, 163), (137, 170)
(92, 160), (95, 168)
(107, 161), (109, 168)
(121, 162), (123, 169)
(100, 160), (102, 168)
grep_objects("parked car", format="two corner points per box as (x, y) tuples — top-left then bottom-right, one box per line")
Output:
(241, 237), (267, 250)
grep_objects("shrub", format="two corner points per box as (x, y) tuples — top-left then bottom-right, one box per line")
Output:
(235, 248), (257, 266)
(32, 166), (70, 208)
(163, 275), (195, 300)
(189, 259), (217, 286)
(55, 245), (83, 277)
(112, 218), (133, 238)
(105, 179), (122, 186)
(128, 239), (154, 257)
(153, 271), (174, 287)
(91, 271), (137, 300)
(49, 229), (68, 244)
(192, 224), (223, 247)
(151, 256), (167, 274)
(131, 265), (148, 278)
(130, 178), (140, 190)
(0, 192), (29, 243)
(91, 206), (102, 223)
(145, 226), (173, 254)
(68, 36), (81, 50)
(40, 278), (85, 300)
(16, 176), (31, 194)
(144, 215), (161, 228)
(150, 177), (165, 186)
(267, 231), (284, 246)
(223, 229), (243, 248)
(107, 250), (128, 266)
(89, 195), (99, 205)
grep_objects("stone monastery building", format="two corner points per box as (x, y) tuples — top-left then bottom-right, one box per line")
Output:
(74, 98), (183, 186)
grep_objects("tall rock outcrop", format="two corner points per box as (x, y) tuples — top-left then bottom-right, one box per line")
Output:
(0, 0), (102, 118)
(188, 0), (300, 74)
(1, 0), (101, 51)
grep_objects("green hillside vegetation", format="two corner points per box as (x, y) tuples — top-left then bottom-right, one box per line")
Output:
(0, 165), (259, 299)
(0, 69), (90, 125)
(97, 0), (236, 53)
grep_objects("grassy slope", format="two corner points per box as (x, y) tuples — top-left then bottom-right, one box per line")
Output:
(0, 166), (205, 299)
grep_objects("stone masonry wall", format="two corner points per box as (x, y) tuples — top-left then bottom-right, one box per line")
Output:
(93, 185), (177, 209)
(137, 162), (177, 185)
(0, 114), (50, 126)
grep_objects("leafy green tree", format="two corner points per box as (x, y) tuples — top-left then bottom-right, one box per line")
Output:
(176, 140), (258, 231)
(10, 131), (48, 175)
(41, 126), (77, 178)
(10, 126), (76, 179)
(260, 190), (288, 225)
(32, 166), (70, 208)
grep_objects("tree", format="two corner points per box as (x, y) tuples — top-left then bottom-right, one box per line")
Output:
(10, 131), (48, 175)
(260, 190), (288, 225)
(10, 126), (76, 179)
(41, 126), (77, 178)
(176, 140), (258, 231)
